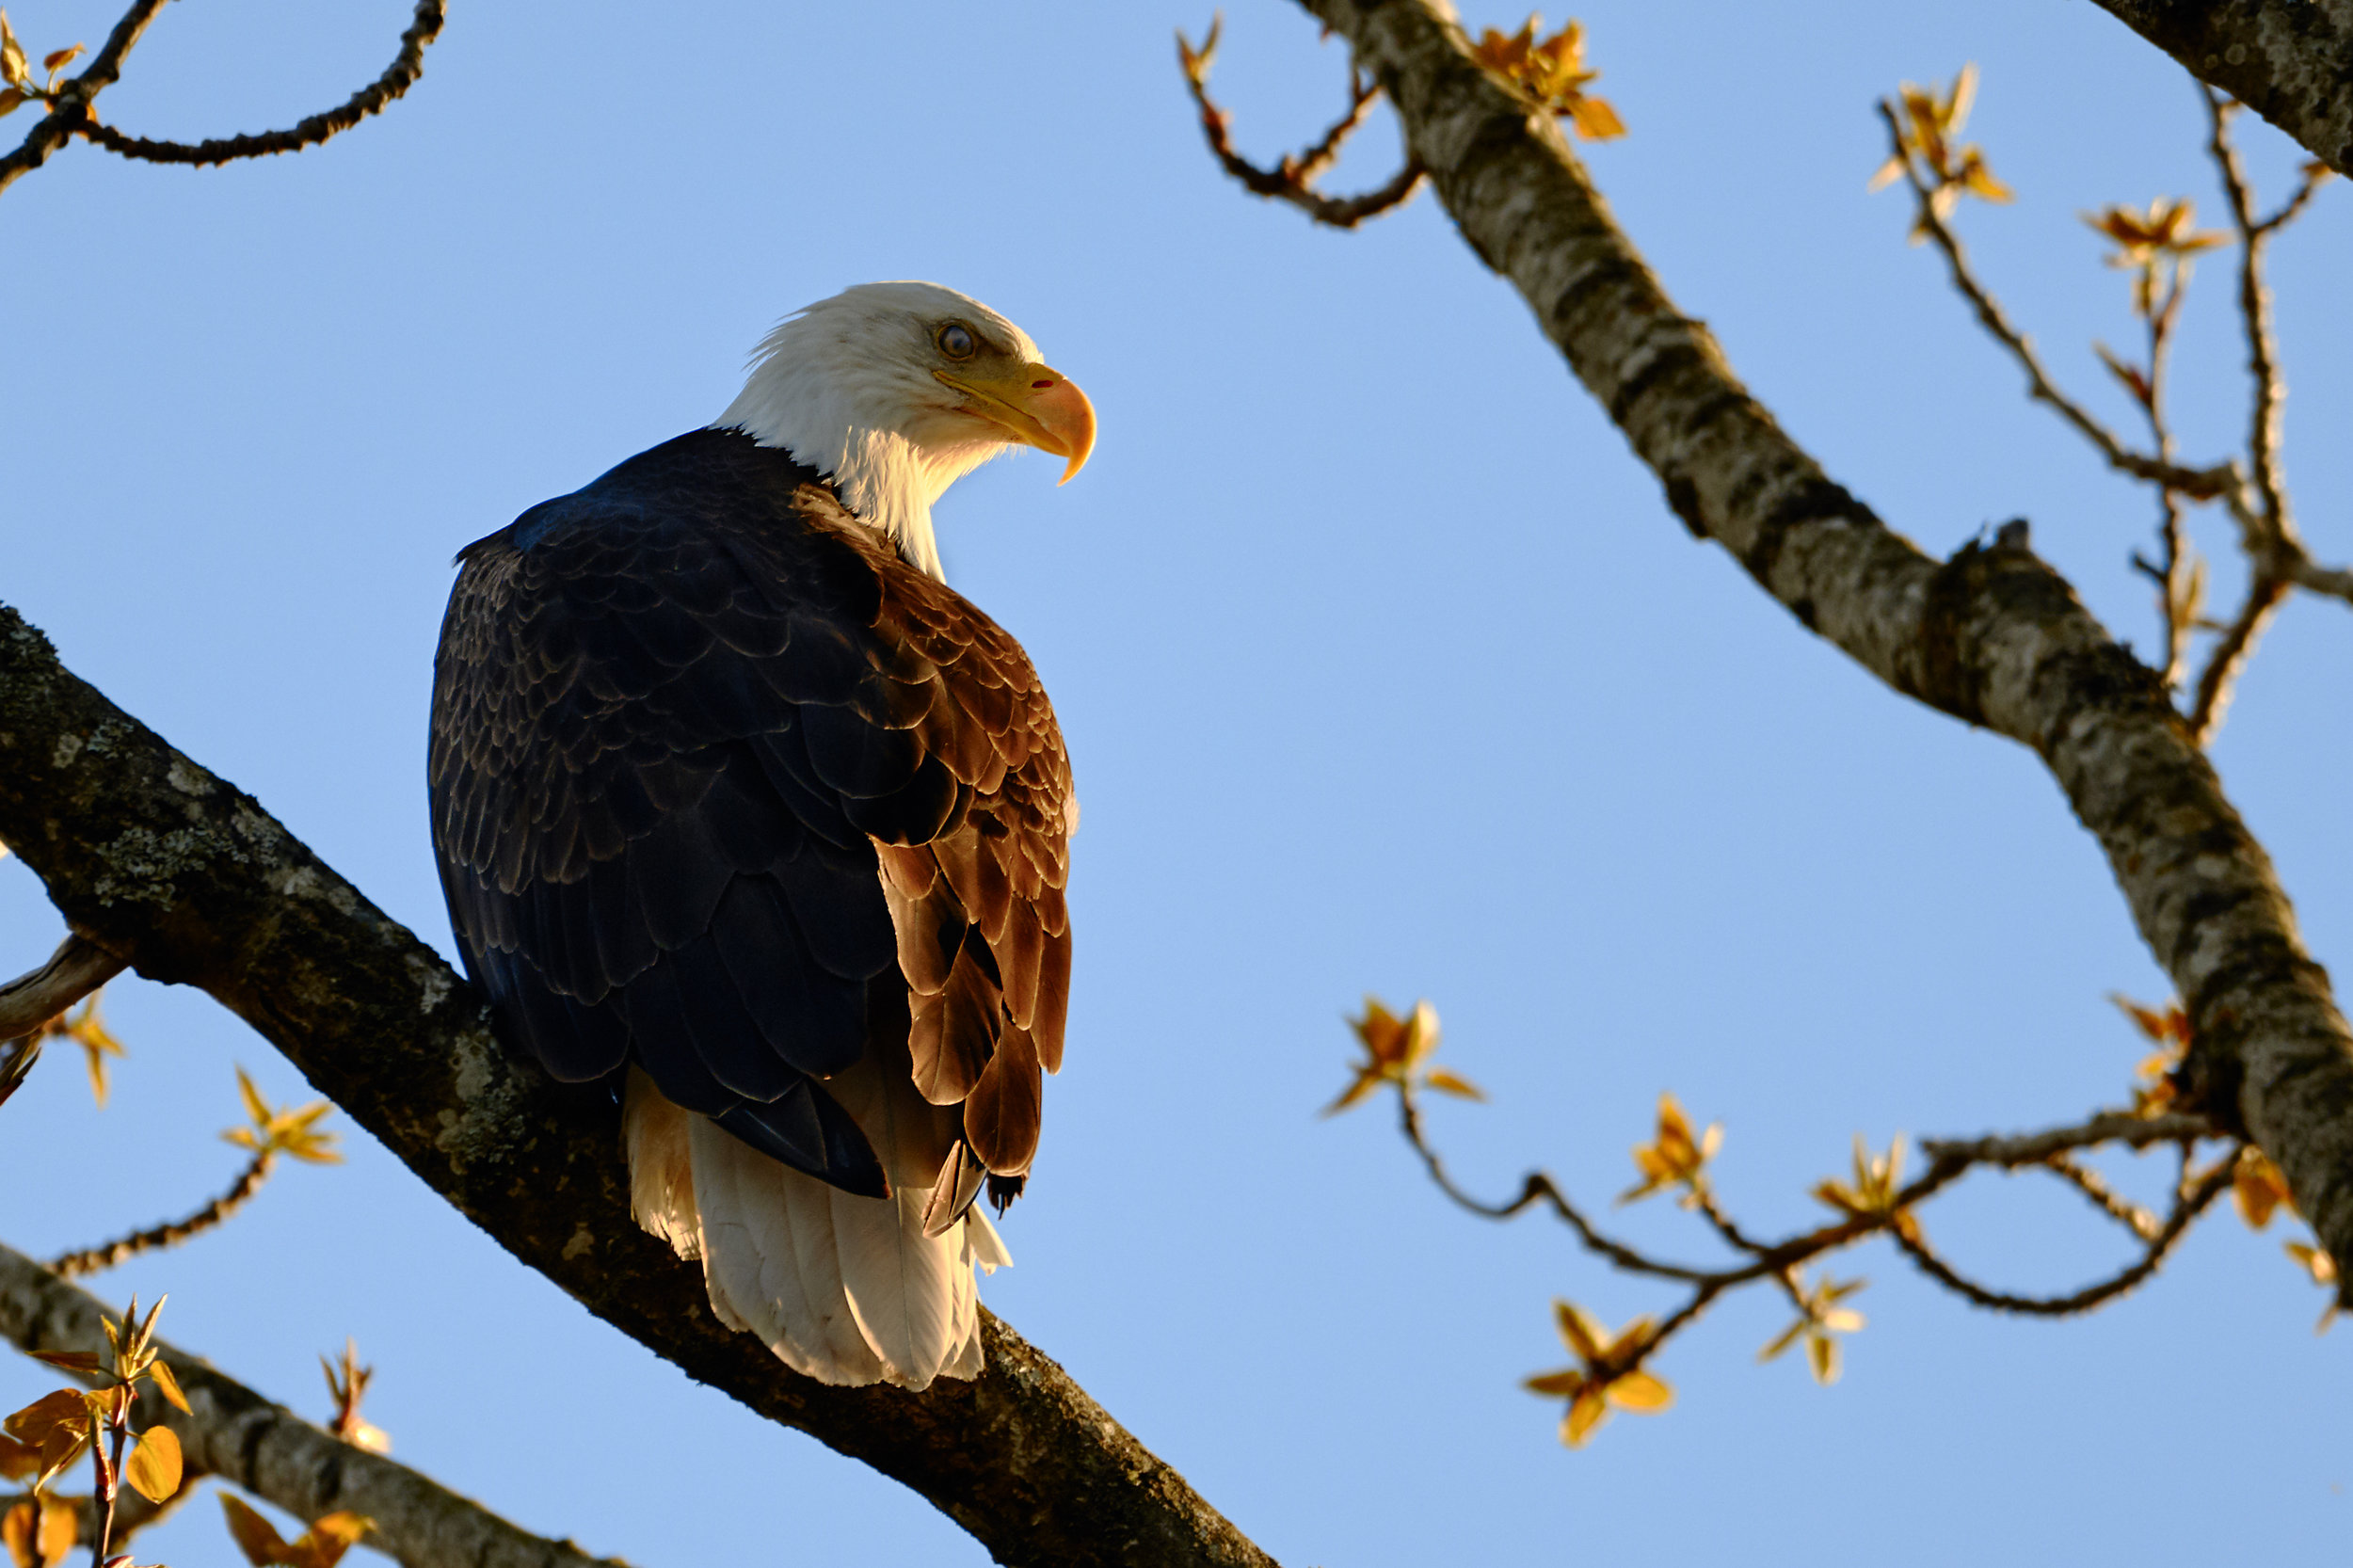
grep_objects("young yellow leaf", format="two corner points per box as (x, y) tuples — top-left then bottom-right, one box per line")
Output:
(1608, 1369), (1673, 1412)
(1568, 95), (1625, 140)
(219, 1493), (291, 1567)
(30, 1498), (71, 1568)
(25, 1352), (100, 1374)
(1522, 1369), (1586, 1397)
(1552, 1299), (1606, 1361)
(125, 1426), (183, 1504)
(1561, 1387), (1609, 1448)
(234, 1065), (271, 1128)
(0, 1434), (34, 1482)
(40, 43), (79, 73)
(2, 1501), (30, 1568)
(0, 88), (24, 119)
(1422, 1067), (1485, 1101)
(287, 1510), (374, 1568)
(146, 1357), (192, 1416)
(4, 1390), (90, 1450)
(1806, 1331), (1841, 1385)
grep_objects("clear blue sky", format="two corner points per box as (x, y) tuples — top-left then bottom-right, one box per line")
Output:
(4, 2), (2347, 1563)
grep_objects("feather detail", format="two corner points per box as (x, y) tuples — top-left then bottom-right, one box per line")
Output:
(626, 1056), (999, 1388)
(623, 1067), (701, 1260)
(685, 1113), (885, 1384)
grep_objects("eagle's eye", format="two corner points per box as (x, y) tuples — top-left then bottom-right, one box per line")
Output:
(936, 323), (977, 360)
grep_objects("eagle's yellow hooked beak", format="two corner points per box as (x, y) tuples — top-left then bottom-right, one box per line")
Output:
(935, 364), (1096, 485)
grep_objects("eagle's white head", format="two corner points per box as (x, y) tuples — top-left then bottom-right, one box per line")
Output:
(713, 280), (1096, 581)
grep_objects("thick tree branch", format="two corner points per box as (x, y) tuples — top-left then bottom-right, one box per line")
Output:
(0, 1243), (631, 1568)
(2085, 0), (2353, 177)
(0, 606), (1274, 1568)
(1290, 0), (2353, 1298)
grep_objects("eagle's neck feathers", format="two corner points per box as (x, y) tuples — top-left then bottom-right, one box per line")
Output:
(712, 337), (1005, 584)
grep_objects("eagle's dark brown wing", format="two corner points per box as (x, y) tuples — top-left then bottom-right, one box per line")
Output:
(429, 428), (1072, 1206)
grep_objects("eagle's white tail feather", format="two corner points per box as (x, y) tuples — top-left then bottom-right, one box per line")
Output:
(626, 1057), (1003, 1389)
(623, 1070), (700, 1260)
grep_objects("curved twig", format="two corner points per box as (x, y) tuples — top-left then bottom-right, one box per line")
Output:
(1875, 102), (2240, 504)
(1178, 22), (1425, 229)
(1890, 1155), (2233, 1315)
(77, 0), (445, 168)
(48, 1150), (276, 1280)
(2038, 1156), (2160, 1240)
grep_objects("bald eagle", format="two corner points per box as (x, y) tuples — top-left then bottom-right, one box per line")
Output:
(429, 282), (1093, 1389)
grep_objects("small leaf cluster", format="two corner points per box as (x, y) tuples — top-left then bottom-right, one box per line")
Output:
(1, 1296), (189, 1566)
(1869, 64), (2012, 236)
(2109, 994), (2333, 1323)
(0, 11), (82, 120)
(1615, 1093), (1721, 1208)
(224, 1066), (342, 1165)
(1469, 15), (1625, 140)
(1522, 1302), (1670, 1447)
(320, 1340), (389, 1455)
(1324, 998), (1483, 1115)
(2084, 198), (2225, 320)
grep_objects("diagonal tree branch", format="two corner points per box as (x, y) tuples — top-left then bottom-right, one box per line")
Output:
(0, 1242), (632, 1568)
(0, 0), (169, 196)
(0, 605), (1275, 1568)
(1285, 0), (2353, 1299)
(2084, 0), (2353, 178)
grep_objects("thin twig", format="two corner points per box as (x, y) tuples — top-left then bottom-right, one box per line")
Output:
(1177, 22), (1425, 230)
(0, 1477), (196, 1557)
(1915, 1110), (2215, 1167)
(2180, 86), (2346, 740)
(1400, 1086), (2227, 1375)
(2253, 161), (2331, 234)
(0, 934), (126, 1041)
(1876, 101), (2239, 502)
(1890, 1154), (2232, 1315)
(77, 0), (445, 168)
(2189, 574), (2291, 742)
(2039, 1155), (2161, 1240)
(48, 1151), (276, 1279)
(2203, 88), (2295, 551)
(0, 0), (171, 196)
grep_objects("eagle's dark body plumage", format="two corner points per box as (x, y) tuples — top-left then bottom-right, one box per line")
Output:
(430, 428), (1071, 1226)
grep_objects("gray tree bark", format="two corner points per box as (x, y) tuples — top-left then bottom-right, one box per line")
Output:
(2086, 0), (2353, 176)
(0, 606), (1276, 1568)
(1294, 0), (2353, 1297)
(0, 1243), (631, 1568)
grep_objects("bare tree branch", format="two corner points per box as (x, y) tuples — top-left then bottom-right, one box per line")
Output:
(0, 934), (123, 1040)
(47, 1148), (276, 1280)
(0, 1242), (633, 1568)
(0, 606), (1274, 1568)
(1177, 20), (1424, 230)
(1872, 102), (2239, 504)
(79, 0), (446, 168)
(1284, 0), (2353, 1300)
(0, 0), (445, 198)
(0, 0), (170, 196)
(2084, 0), (2353, 178)
(1889, 1151), (2232, 1315)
